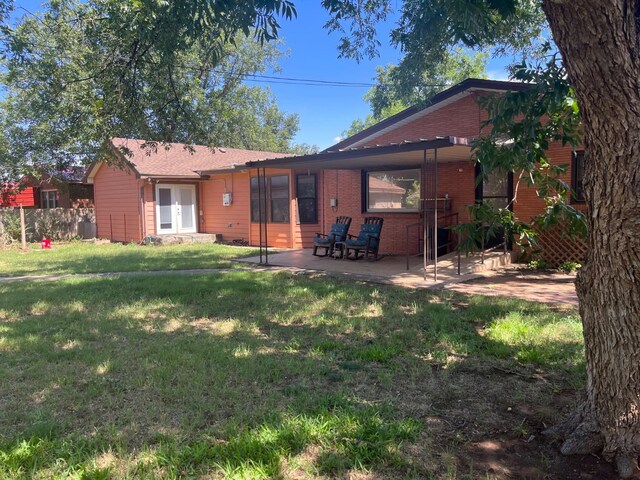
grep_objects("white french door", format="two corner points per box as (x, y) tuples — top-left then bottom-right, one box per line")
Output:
(156, 184), (197, 234)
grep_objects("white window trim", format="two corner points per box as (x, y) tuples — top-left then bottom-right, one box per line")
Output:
(41, 190), (58, 209)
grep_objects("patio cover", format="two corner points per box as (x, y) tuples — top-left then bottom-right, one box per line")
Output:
(235, 136), (475, 283)
(239, 136), (473, 171)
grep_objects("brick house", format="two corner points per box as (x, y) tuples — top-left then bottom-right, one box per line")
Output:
(88, 79), (586, 264)
(85, 139), (292, 243)
(227, 78), (586, 264)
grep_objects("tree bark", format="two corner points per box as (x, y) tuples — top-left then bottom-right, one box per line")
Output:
(541, 1), (640, 477)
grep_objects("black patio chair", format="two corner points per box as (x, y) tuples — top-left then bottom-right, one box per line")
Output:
(344, 217), (384, 260)
(312, 216), (352, 257)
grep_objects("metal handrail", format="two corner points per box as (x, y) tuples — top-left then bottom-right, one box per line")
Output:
(405, 212), (461, 275)
(479, 222), (509, 264)
(405, 222), (423, 270)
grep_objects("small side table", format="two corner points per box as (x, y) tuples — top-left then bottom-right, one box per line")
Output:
(333, 241), (346, 259)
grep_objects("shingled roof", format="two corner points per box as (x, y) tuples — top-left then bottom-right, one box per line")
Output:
(89, 138), (290, 180)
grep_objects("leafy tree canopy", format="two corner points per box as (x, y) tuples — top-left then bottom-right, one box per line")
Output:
(343, 48), (488, 138)
(0, 0), (300, 181)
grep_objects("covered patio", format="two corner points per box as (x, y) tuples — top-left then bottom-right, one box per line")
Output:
(246, 136), (510, 283)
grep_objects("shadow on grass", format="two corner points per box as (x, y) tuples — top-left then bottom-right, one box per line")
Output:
(0, 271), (585, 478)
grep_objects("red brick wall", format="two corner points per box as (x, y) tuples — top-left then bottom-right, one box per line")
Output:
(318, 161), (476, 255)
(513, 141), (586, 221)
(362, 93), (485, 146)
(330, 89), (585, 259)
(512, 141), (587, 265)
(310, 93), (487, 255)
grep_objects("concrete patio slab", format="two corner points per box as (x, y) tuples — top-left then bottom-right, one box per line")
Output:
(238, 248), (512, 288)
(238, 249), (578, 306)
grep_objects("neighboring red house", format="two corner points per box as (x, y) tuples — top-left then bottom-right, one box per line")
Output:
(1, 167), (94, 209)
(87, 79), (586, 264)
(1, 180), (36, 207)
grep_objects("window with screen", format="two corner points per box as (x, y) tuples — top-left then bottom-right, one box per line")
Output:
(250, 177), (266, 222)
(481, 170), (510, 210)
(269, 175), (290, 223)
(250, 175), (290, 223)
(41, 190), (58, 209)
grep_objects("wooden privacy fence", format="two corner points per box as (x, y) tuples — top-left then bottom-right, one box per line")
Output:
(0, 207), (96, 241)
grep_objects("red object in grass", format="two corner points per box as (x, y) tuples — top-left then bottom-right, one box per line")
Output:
(41, 238), (51, 249)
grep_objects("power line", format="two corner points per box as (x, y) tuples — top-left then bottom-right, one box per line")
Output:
(244, 73), (374, 87)
(229, 72), (451, 89)
(241, 76), (374, 88)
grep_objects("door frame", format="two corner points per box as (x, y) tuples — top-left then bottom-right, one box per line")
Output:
(155, 184), (198, 234)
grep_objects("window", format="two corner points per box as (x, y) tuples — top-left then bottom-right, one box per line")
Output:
(250, 177), (266, 222)
(481, 170), (510, 210)
(41, 190), (58, 209)
(250, 175), (290, 223)
(366, 169), (420, 212)
(296, 174), (317, 223)
(572, 151), (585, 203)
(270, 175), (290, 223)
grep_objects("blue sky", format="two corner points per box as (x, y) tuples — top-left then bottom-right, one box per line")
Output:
(10, 1), (512, 150)
(244, 3), (512, 149)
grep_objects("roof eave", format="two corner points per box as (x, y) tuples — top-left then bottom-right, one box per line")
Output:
(197, 164), (251, 175)
(139, 174), (203, 180)
(328, 78), (531, 151)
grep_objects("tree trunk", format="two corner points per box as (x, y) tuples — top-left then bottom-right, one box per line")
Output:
(541, 1), (640, 477)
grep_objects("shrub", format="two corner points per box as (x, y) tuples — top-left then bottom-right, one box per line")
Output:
(559, 261), (582, 273)
(527, 258), (550, 270)
(34, 213), (62, 240)
(1, 209), (23, 241)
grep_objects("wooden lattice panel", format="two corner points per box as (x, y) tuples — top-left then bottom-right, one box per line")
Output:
(535, 224), (587, 266)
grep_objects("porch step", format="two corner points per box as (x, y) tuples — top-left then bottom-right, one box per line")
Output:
(468, 252), (512, 273)
(415, 251), (512, 276)
(145, 233), (222, 246)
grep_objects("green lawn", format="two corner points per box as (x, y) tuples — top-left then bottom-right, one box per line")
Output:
(0, 242), (259, 277)
(0, 268), (586, 479)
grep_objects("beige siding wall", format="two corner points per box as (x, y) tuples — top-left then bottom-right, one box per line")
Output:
(142, 183), (155, 237)
(93, 164), (142, 242)
(201, 173), (250, 241)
